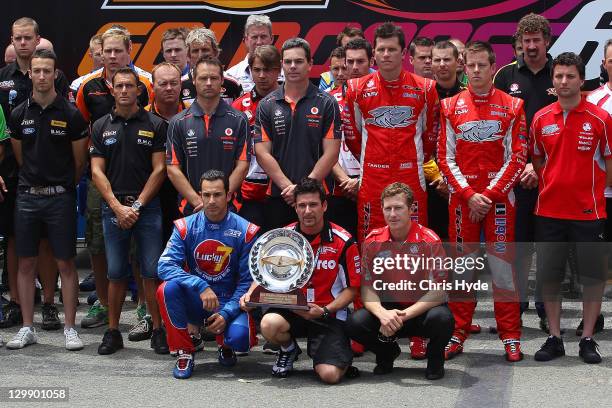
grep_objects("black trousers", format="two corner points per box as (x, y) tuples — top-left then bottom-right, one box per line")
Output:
(346, 304), (453, 367)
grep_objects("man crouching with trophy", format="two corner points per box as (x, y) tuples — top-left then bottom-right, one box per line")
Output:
(241, 178), (361, 383)
(157, 170), (260, 379)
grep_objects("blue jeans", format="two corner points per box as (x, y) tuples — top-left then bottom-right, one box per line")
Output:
(102, 197), (163, 281)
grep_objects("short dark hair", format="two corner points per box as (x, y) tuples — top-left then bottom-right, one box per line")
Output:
(464, 40), (496, 65)
(433, 40), (459, 59)
(336, 26), (364, 46)
(31, 48), (57, 69)
(248, 44), (281, 70)
(111, 67), (139, 86)
(373, 22), (405, 50)
(293, 177), (326, 203)
(511, 33), (521, 51)
(200, 169), (229, 193)
(281, 37), (311, 61)
(409, 37), (434, 57)
(381, 182), (414, 207)
(552, 52), (585, 80)
(603, 38), (612, 60)
(329, 46), (345, 61)
(194, 56), (224, 78)
(344, 38), (373, 61)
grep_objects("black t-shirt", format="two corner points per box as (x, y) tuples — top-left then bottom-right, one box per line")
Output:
(8, 95), (88, 189)
(90, 107), (167, 196)
(0, 62), (70, 180)
(494, 54), (557, 127)
(180, 71), (243, 106)
(436, 80), (465, 100)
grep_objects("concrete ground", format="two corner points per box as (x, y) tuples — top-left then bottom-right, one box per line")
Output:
(1, 251), (612, 408)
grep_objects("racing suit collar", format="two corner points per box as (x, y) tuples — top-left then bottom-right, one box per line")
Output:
(200, 209), (231, 230)
(467, 84), (496, 105)
(295, 219), (334, 244)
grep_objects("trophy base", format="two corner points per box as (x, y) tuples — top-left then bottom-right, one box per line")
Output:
(246, 286), (309, 310)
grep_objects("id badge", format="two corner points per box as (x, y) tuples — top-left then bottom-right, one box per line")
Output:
(307, 288), (315, 303)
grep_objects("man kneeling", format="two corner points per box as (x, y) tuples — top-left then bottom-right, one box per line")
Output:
(157, 170), (259, 379)
(345, 182), (454, 380)
(242, 178), (360, 384)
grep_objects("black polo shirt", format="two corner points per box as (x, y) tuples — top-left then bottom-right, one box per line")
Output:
(166, 98), (248, 192)
(0, 62), (70, 180)
(8, 95), (88, 190)
(90, 107), (167, 196)
(494, 54), (557, 126)
(253, 82), (341, 197)
(180, 70), (243, 106)
(76, 69), (151, 125)
(436, 79), (465, 100)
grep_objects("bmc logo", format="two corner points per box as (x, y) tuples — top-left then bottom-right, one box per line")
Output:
(316, 259), (337, 270)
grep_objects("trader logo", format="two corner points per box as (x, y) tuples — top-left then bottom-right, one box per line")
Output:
(102, 0), (329, 14)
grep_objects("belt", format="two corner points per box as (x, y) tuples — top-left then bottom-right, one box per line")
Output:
(23, 186), (66, 196)
(116, 195), (138, 206)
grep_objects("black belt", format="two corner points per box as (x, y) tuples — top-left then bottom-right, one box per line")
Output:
(116, 195), (138, 206)
(23, 186), (67, 196)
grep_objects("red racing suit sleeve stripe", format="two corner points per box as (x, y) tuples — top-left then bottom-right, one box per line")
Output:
(343, 78), (363, 161)
(437, 99), (476, 202)
(483, 102), (528, 202)
(422, 79), (441, 161)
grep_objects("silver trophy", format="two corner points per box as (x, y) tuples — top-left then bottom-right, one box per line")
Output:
(246, 228), (314, 310)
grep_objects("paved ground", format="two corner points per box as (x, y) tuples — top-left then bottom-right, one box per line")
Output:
(1, 253), (612, 407)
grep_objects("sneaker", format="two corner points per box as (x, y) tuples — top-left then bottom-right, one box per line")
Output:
(576, 314), (604, 337)
(135, 303), (147, 321)
(469, 323), (481, 334)
(64, 327), (84, 351)
(503, 339), (524, 362)
(128, 315), (153, 341)
(272, 341), (302, 378)
(173, 351), (195, 379)
(345, 365), (361, 379)
(444, 336), (464, 360)
(87, 292), (98, 306)
(81, 300), (108, 328)
(218, 346), (237, 367)
(579, 337), (602, 364)
(373, 343), (401, 375)
(78, 273), (96, 292)
(151, 328), (170, 354)
(534, 336), (565, 361)
(98, 329), (124, 355)
(425, 360), (445, 380)
(41, 303), (61, 331)
(351, 340), (365, 357)
(410, 336), (427, 360)
(6, 326), (38, 349)
(0, 301), (23, 328)
(263, 341), (280, 355)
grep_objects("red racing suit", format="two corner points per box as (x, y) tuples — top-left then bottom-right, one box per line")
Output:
(437, 86), (527, 342)
(344, 70), (439, 242)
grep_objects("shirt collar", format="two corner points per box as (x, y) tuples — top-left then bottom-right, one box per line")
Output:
(517, 53), (553, 73)
(110, 106), (147, 122)
(467, 85), (496, 105)
(274, 82), (318, 101)
(27, 93), (64, 111)
(188, 98), (230, 117)
(200, 210), (230, 228)
(295, 220), (333, 243)
(551, 97), (588, 115)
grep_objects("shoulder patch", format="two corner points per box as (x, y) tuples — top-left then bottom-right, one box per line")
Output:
(173, 218), (188, 240)
(245, 222), (260, 243)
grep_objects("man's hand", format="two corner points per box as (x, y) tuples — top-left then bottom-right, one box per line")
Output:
(113, 205), (139, 229)
(340, 178), (359, 199)
(430, 177), (449, 199)
(239, 291), (255, 312)
(200, 287), (219, 312)
(0, 176), (7, 202)
(281, 184), (296, 206)
(187, 323), (200, 336)
(376, 308), (405, 337)
(519, 163), (538, 189)
(467, 193), (492, 223)
(293, 303), (325, 320)
(206, 313), (226, 334)
(191, 196), (204, 213)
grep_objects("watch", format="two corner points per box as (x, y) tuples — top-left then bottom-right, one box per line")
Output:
(321, 306), (331, 320)
(131, 200), (143, 212)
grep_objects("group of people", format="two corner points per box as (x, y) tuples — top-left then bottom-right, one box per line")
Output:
(0, 11), (610, 383)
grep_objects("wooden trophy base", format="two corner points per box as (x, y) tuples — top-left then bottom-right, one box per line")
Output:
(246, 285), (309, 310)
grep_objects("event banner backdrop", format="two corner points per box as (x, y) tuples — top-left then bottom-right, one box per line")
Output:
(2, 0), (611, 84)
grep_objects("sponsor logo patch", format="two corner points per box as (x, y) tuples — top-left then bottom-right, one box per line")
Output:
(51, 120), (67, 128)
(138, 130), (154, 138)
(365, 106), (414, 128)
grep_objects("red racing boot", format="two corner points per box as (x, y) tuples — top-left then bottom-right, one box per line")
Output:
(444, 336), (464, 360)
(503, 339), (524, 362)
(410, 336), (427, 360)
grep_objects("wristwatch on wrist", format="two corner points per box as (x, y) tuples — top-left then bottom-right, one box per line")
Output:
(321, 306), (331, 320)
(131, 200), (143, 212)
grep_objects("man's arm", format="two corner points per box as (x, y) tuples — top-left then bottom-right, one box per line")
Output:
(400, 290), (446, 320)
(307, 138), (340, 181)
(228, 116), (249, 194)
(72, 138), (89, 184)
(229, 160), (248, 195)
(422, 79), (440, 162)
(165, 118), (202, 210)
(137, 151), (166, 206)
(10, 139), (22, 167)
(343, 78), (363, 160)
(254, 141), (292, 190)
